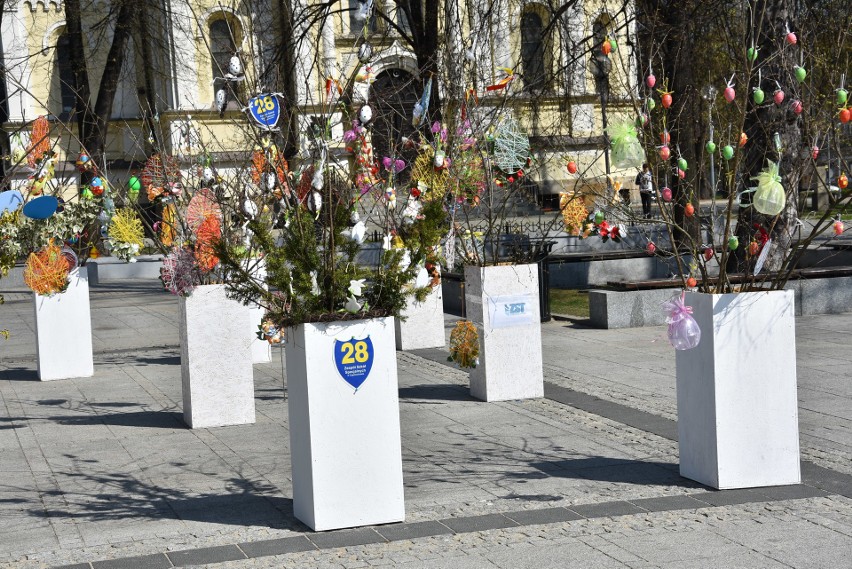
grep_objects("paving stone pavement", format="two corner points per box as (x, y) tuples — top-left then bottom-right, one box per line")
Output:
(0, 279), (850, 568)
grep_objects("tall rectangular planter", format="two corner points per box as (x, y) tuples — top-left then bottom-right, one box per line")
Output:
(34, 268), (94, 380)
(676, 290), (801, 489)
(179, 284), (255, 429)
(395, 286), (445, 350)
(285, 317), (404, 531)
(464, 264), (544, 402)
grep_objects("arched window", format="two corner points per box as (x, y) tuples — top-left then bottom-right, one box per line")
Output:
(592, 15), (611, 54)
(55, 31), (76, 120)
(368, 68), (419, 184)
(209, 18), (237, 80)
(521, 10), (547, 90)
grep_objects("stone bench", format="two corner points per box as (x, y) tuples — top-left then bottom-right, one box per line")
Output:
(86, 255), (164, 285)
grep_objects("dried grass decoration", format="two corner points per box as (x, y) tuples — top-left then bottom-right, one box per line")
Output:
(141, 154), (182, 201)
(410, 147), (451, 198)
(107, 208), (144, 262)
(24, 243), (71, 296)
(492, 117), (530, 173)
(559, 193), (589, 236)
(448, 320), (480, 369)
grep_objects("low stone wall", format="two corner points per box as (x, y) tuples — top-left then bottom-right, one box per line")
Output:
(86, 255), (163, 285)
(589, 275), (852, 329)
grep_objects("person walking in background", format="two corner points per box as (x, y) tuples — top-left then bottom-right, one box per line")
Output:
(636, 163), (654, 218)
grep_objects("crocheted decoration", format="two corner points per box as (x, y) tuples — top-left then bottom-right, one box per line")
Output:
(24, 243), (70, 296)
(107, 208), (144, 262)
(141, 154), (181, 201)
(194, 216), (221, 273)
(186, 188), (221, 232)
(27, 116), (51, 168)
(160, 247), (198, 296)
(559, 193), (588, 236)
(448, 320), (479, 368)
(492, 118), (529, 173)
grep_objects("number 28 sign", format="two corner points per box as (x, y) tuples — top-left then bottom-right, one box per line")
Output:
(247, 94), (281, 130)
(334, 336), (375, 391)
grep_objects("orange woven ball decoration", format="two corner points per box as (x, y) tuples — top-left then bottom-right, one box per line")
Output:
(24, 243), (70, 295)
(194, 216), (221, 273)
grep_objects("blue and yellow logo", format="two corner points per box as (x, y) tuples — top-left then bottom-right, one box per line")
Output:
(333, 336), (374, 391)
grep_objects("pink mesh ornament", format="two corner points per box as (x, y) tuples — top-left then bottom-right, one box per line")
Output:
(662, 293), (701, 350)
(160, 247), (198, 296)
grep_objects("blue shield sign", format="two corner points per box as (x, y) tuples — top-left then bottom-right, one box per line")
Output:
(334, 336), (375, 391)
(248, 94), (281, 130)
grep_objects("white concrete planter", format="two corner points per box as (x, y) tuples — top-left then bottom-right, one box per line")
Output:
(34, 268), (94, 380)
(676, 290), (801, 489)
(464, 264), (544, 402)
(178, 284), (255, 429)
(285, 317), (404, 531)
(246, 262), (271, 364)
(395, 286), (445, 350)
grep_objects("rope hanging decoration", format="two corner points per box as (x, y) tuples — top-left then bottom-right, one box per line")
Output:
(107, 208), (145, 262)
(194, 215), (222, 273)
(141, 154), (182, 201)
(24, 242), (71, 296)
(448, 320), (480, 369)
(160, 246), (198, 296)
(27, 116), (51, 168)
(186, 188), (221, 232)
(491, 117), (530, 173)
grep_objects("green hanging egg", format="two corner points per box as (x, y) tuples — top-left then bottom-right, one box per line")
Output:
(753, 88), (765, 104)
(722, 145), (735, 160)
(728, 236), (739, 251)
(610, 38), (618, 52)
(128, 176), (141, 192)
(82, 188), (94, 200)
(594, 211), (604, 224)
(838, 88), (849, 106)
(677, 157), (688, 171)
(747, 47), (758, 62)
(794, 66), (807, 83)
(646, 98), (656, 111)
(705, 141), (717, 154)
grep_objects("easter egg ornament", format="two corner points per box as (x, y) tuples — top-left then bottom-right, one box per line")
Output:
(646, 74), (656, 89)
(752, 87), (765, 104)
(722, 145), (734, 160)
(739, 132), (748, 147)
(833, 220), (844, 235)
(661, 187), (673, 202)
(594, 210), (604, 224)
(773, 89), (785, 106)
(839, 173), (848, 190)
(706, 140), (717, 154)
(703, 247), (714, 261)
(646, 241), (657, 255)
(22, 195), (58, 219)
(724, 85), (736, 103)
(839, 108), (851, 124)
(659, 145), (671, 160)
(685, 203), (695, 217)
(359, 104), (373, 124)
(661, 92), (673, 109)
(661, 130), (671, 145)
(728, 236), (739, 251)
(837, 88), (849, 107)
(794, 65), (807, 83)
(790, 99), (803, 115)
(357, 41), (374, 63)
(811, 146), (820, 160)
(677, 157), (688, 171)
(785, 29), (797, 45)
(566, 160), (578, 174)
(747, 46), (759, 62)
(601, 38), (612, 56)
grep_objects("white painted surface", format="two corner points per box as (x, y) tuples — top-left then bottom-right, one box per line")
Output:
(179, 285), (255, 429)
(464, 264), (544, 402)
(395, 286), (445, 350)
(285, 317), (405, 531)
(676, 290), (801, 489)
(249, 302), (272, 364)
(34, 268), (94, 381)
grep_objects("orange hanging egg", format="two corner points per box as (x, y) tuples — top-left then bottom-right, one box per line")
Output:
(685, 203), (695, 217)
(686, 277), (697, 288)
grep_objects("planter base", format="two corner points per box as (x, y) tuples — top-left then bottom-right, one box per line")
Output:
(34, 268), (94, 380)
(464, 264), (544, 402)
(677, 290), (801, 489)
(395, 286), (445, 350)
(286, 317), (405, 531)
(179, 285), (255, 429)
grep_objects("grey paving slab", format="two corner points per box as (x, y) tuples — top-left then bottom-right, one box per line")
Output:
(375, 521), (453, 541)
(439, 514), (519, 533)
(750, 484), (831, 501)
(689, 489), (770, 506)
(52, 564), (92, 569)
(502, 506), (583, 525)
(166, 544), (246, 566)
(90, 553), (171, 569)
(628, 494), (710, 512)
(237, 536), (316, 558)
(569, 500), (647, 518)
(307, 528), (387, 549)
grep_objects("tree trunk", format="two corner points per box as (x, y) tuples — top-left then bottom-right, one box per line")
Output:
(277, 0), (300, 158)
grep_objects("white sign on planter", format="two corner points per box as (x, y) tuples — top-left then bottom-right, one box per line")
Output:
(285, 317), (405, 531)
(464, 264), (544, 402)
(677, 290), (801, 489)
(395, 285), (445, 350)
(34, 268), (94, 380)
(179, 285), (255, 429)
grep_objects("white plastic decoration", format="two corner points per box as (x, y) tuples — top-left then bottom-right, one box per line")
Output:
(359, 104), (373, 124)
(492, 118), (530, 173)
(752, 160), (785, 216)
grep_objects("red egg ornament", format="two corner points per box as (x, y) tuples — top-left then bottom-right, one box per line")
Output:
(685, 203), (695, 217)
(840, 108), (851, 124)
(786, 31), (797, 45)
(839, 173), (849, 190)
(567, 161), (578, 174)
(812, 146), (820, 160)
(773, 89), (785, 106)
(834, 220), (844, 235)
(678, 168), (686, 180)
(724, 86), (736, 103)
(660, 130), (671, 145)
(646, 241), (657, 255)
(686, 277), (697, 288)
(659, 146), (671, 161)
(703, 247), (714, 261)
(739, 132), (749, 147)
(661, 187), (673, 202)
(748, 241), (760, 256)
(661, 93), (673, 108)
(602, 39), (612, 56)
(646, 74), (656, 89)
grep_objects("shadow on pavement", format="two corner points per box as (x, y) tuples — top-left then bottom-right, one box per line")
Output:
(398, 383), (476, 402)
(531, 457), (707, 489)
(0, 367), (39, 381)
